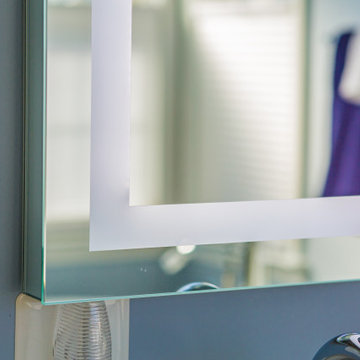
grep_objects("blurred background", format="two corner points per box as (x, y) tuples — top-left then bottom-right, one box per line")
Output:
(130, 0), (303, 206)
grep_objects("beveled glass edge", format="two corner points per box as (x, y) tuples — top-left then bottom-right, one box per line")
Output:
(23, 0), (47, 301)
(42, 278), (360, 306)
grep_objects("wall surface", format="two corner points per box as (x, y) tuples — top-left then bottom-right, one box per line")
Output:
(0, 0), (23, 358)
(130, 281), (360, 359)
(2, 0), (360, 360)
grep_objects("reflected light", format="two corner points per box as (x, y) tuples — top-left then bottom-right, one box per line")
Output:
(176, 245), (196, 255)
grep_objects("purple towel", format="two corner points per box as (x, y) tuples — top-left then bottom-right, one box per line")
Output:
(323, 32), (360, 197)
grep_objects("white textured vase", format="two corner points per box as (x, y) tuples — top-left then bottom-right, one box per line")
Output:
(53, 301), (112, 360)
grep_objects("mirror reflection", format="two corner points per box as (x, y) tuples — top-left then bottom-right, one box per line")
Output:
(46, 225), (360, 302)
(130, 0), (360, 205)
(44, 0), (360, 302)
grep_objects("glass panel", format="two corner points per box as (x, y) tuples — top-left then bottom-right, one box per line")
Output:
(129, 0), (360, 205)
(47, 0), (90, 224)
(40, 0), (360, 303)
(45, 233), (360, 303)
(130, 0), (305, 205)
(45, 0), (92, 302)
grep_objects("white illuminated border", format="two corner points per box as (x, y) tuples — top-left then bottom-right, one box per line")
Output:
(90, 0), (360, 251)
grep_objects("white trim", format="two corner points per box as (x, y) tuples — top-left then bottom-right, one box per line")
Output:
(90, 0), (360, 251)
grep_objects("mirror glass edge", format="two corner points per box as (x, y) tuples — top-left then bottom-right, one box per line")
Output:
(23, 0), (47, 302)
(42, 277), (360, 306)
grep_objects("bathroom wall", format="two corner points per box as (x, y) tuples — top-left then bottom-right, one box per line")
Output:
(2, 0), (360, 359)
(0, 0), (23, 358)
(130, 281), (360, 359)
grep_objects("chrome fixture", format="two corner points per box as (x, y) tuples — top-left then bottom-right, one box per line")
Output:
(177, 282), (219, 292)
(313, 333), (360, 359)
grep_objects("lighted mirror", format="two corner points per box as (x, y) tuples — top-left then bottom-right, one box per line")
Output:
(24, 0), (360, 303)
(90, 0), (359, 251)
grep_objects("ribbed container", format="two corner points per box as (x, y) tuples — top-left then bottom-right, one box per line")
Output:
(53, 302), (112, 360)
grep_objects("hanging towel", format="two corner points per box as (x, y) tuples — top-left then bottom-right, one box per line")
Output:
(339, 32), (360, 105)
(323, 32), (360, 197)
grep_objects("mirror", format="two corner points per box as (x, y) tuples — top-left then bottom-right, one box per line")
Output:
(45, 232), (360, 303)
(24, 0), (360, 303)
(130, 0), (360, 206)
(131, 0), (305, 205)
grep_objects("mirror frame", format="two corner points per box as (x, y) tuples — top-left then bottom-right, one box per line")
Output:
(24, 0), (360, 303)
